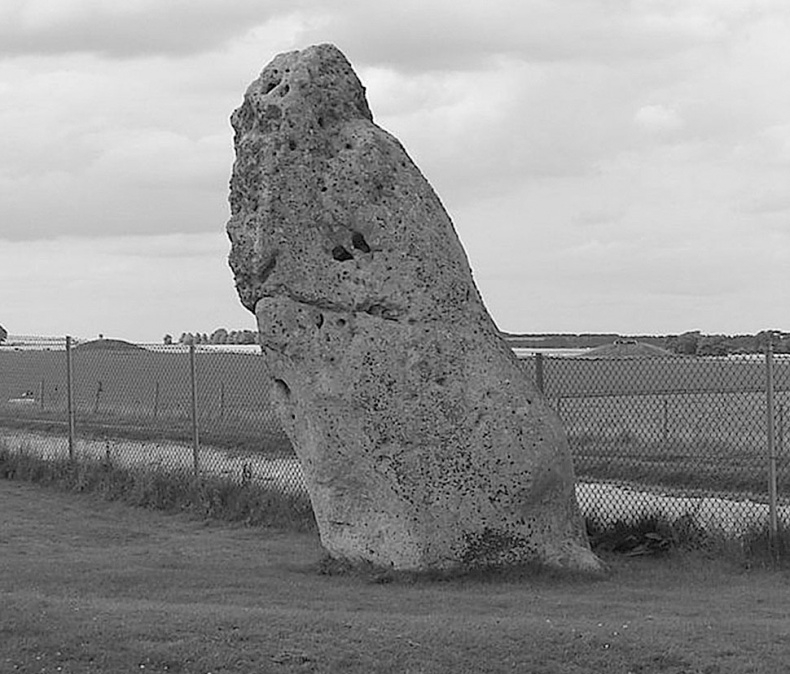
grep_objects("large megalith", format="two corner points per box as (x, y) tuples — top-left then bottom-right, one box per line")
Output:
(226, 44), (601, 573)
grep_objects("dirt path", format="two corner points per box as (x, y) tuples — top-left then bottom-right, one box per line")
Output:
(1, 479), (789, 673)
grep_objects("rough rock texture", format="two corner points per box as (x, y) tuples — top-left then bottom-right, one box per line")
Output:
(227, 44), (601, 573)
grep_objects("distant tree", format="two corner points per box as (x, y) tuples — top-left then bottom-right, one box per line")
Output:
(163, 334), (173, 345)
(668, 331), (701, 355)
(0, 324), (6, 344)
(728, 334), (757, 354)
(174, 329), (258, 346)
(756, 330), (790, 353)
(756, 330), (780, 352)
(696, 335), (730, 357)
(210, 328), (228, 344)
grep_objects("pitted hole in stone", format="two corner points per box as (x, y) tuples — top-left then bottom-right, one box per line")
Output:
(332, 245), (354, 261)
(288, 139), (297, 151)
(315, 313), (324, 329)
(263, 74), (282, 95)
(351, 231), (371, 253)
(278, 83), (290, 97)
(317, 115), (325, 128)
(345, 142), (353, 150)
(273, 378), (291, 400)
(337, 318), (347, 328)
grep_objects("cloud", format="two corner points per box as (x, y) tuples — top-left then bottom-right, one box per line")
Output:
(736, 190), (790, 215)
(2, 0), (790, 336)
(4, 0), (789, 242)
(0, 233), (253, 340)
(3, 0), (759, 69)
(635, 105), (684, 133)
(0, 127), (232, 240)
(297, 0), (741, 72)
(0, 0), (290, 58)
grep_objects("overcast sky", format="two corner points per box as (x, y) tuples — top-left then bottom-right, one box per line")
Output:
(1, 0), (788, 341)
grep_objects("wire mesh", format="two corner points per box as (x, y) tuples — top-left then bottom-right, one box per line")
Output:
(523, 352), (790, 531)
(0, 337), (304, 494)
(1, 336), (788, 529)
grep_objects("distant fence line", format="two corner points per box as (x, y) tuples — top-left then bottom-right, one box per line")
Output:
(1, 335), (789, 537)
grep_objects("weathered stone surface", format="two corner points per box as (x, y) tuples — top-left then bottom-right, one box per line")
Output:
(227, 44), (601, 573)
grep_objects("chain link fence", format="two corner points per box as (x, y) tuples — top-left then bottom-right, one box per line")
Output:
(0, 336), (304, 494)
(1, 336), (788, 535)
(522, 350), (790, 533)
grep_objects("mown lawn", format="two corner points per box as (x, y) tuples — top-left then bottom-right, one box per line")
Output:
(1, 479), (789, 673)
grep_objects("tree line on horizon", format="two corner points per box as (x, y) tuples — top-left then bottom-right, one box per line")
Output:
(165, 328), (259, 346)
(503, 330), (790, 355)
(164, 327), (790, 355)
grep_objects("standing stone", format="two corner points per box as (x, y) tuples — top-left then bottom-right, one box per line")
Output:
(227, 44), (601, 573)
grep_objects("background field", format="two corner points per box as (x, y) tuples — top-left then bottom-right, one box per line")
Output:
(532, 355), (790, 499)
(1, 347), (789, 503)
(0, 347), (290, 453)
(2, 479), (789, 674)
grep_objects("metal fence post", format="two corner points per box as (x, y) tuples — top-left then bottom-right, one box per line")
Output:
(65, 336), (76, 461)
(534, 352), (545, 394)
(765, 336), (778, 542)
(189, 344), (200, 477)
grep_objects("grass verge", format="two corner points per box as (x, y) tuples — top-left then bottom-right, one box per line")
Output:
(0, 439), (315, 531)
(3, 477), (790, 673)
(2, 437), (788, 569)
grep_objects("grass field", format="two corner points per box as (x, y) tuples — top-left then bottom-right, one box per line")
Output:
(2, 348), (789, 499)
(0, 347), (291, 453)
(558, 391), (790, 496)
(2, 478), (790, 674)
